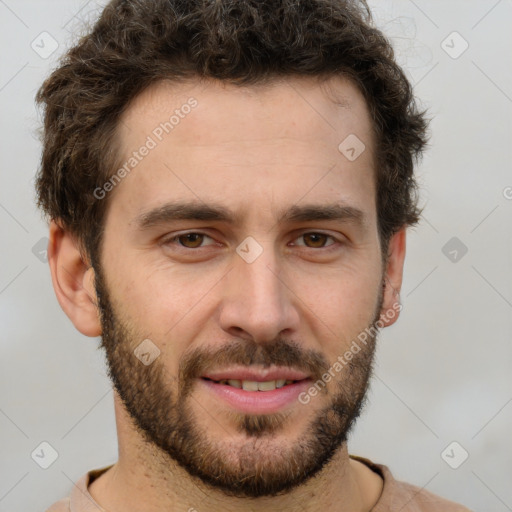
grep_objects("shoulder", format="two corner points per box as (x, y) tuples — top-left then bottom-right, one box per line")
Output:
(384, 477), (473, 512)
(44, 464), (112, 512)
(45, 497), (70, 512)
(350, 455), (473, 512)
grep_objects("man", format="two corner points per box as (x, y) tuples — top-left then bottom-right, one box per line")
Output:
(37, 0), (472, 510)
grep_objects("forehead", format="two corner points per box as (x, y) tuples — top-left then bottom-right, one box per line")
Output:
(119, 75), (373, 148)
(108, 75), (377, 229)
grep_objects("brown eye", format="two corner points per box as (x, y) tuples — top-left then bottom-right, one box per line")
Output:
(303, 233), (329, 248)
(177, 233), (205, 248)
(300, 233), (334, 248)
(163, 233), (212, 249)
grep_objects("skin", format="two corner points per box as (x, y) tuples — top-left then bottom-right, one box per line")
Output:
(48, 76), (406, 511)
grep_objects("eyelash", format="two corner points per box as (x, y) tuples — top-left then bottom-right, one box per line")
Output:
(161, 231), (341, 251)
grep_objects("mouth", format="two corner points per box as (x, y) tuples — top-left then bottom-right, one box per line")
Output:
(198, 368), (312, 414)
(202, 377), (301, 391)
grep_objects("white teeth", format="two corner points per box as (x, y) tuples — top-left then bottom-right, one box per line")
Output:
(242, 380), (259, 391)
(215, 378), (296, 391)
(257, 380), (276, 391)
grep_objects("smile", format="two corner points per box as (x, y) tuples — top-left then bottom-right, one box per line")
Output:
(203, 378), (298, 391)
(199, 371), (312, 414)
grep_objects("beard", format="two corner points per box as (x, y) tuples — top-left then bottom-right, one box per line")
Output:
(93, 262), (383, 498)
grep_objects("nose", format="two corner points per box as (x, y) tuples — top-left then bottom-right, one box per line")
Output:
(218, 243), (300, 344)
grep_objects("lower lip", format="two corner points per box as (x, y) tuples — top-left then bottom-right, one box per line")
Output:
(200, 379), (311, 414)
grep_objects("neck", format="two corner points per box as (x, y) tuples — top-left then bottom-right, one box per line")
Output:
(90, 449), (382, 512)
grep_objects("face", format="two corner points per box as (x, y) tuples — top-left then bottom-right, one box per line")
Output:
(92, 76), (396, 497)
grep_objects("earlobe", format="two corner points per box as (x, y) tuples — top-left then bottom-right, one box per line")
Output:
(48, 220), (102, 337)
(379, 228), (406, 328)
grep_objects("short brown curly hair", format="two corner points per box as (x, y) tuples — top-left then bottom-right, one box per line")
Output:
(35, 0), (428, 266)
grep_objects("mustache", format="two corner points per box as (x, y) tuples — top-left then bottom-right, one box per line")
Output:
(178, 338), (330, 394)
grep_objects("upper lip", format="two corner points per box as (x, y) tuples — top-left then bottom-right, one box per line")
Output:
(202, 367), (310, 382)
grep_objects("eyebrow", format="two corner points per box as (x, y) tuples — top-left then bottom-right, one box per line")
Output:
(134, 201), (366, 230)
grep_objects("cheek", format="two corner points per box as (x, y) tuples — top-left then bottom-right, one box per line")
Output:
(107, 252), (190, 314)
(295, 260), (382, 349)
(297, 252), (381, 303)
(106, 259), (222, 354)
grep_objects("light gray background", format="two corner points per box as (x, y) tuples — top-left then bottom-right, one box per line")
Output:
(1, 1), (511, 511)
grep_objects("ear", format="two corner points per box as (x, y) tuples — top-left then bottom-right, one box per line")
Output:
(48, 220), (102, 337)
(379, 228), (406, 328)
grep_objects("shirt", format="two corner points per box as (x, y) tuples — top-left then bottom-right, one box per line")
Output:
(45, 455), (473, 511)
